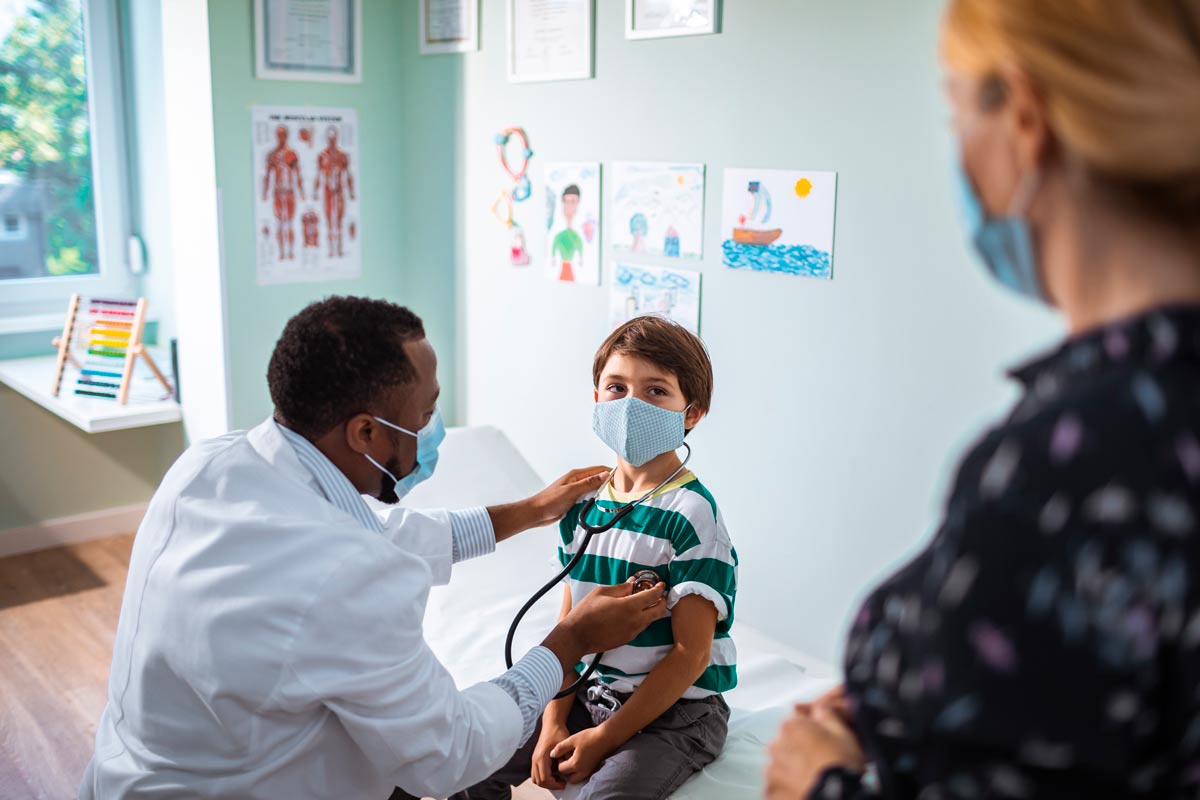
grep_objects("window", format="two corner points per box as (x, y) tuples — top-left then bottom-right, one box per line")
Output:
(1, 212), (27, 239)
(0, 0), (132, 318)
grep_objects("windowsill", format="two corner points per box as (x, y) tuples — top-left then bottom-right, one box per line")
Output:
(0, 349), (181, 433)
(0, 312), (66, 335)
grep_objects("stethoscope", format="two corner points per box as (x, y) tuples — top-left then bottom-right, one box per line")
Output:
(504, 443), (692, 699)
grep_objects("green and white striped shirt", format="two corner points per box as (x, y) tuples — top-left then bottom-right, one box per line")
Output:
(557, 471), (738, 698)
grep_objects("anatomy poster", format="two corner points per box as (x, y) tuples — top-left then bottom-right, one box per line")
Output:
(253, 105), (361, 285)
(544, 162), (600, 285)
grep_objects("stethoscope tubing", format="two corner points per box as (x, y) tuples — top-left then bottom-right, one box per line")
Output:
(504, 445), (691, 700)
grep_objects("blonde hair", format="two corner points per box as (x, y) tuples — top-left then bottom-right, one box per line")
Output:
(941, 0), (1200, 225)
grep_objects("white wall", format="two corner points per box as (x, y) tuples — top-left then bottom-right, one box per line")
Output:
(459, 0), (1060, 663)
(125, 0), (175, 344)
(160, 0), (231, 441)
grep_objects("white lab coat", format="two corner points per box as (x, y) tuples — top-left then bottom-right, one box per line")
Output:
(79, 419), (523, 799)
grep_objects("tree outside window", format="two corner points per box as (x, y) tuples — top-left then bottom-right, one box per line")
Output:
(0, 0), (97, 280)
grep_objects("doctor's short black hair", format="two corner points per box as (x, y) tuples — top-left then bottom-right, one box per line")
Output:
(268, 296), (426, 440)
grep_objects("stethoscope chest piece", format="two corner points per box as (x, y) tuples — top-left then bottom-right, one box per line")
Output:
(631, 569), (662, 594)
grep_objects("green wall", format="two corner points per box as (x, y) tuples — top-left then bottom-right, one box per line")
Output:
(208, 0), (462, 429)
(0, 314), (178, 533)
(0, 385), (182, 530)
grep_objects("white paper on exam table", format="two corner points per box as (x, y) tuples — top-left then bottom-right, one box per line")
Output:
(395, 427), (840, 799)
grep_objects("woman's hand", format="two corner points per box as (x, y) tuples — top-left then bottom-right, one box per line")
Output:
(531, 723), (571, 790)
(551, 726), (616, 784)
(765, 704), (867, 799)
(796, 684), (850, 722)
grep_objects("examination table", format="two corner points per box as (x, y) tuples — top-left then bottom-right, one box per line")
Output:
(394, 427), (839, 799)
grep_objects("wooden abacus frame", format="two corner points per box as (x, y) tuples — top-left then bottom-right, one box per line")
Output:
(52, 294), (173, 404)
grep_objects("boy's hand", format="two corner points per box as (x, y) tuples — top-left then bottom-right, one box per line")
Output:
(531, 723), (571, 790)
(551, 726), (616, 784)
(487, 466), (611, 542)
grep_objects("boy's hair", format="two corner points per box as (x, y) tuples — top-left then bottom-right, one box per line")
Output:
(592, 316), (713, 413)
(562, 184), (581, 199)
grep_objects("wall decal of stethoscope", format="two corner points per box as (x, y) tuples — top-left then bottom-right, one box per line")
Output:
(491, 127), (533, 267)
(504, 444), (690, 699)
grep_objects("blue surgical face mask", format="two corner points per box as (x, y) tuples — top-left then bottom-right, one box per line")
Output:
(953, 162), (1047, 303)
(593, 397), (688, 467)
(365, 407), (445, 503)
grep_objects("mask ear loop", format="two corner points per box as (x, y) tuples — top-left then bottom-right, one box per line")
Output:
(364, 452), (399, 484)
(374, 415), (419, 438)
(1008, 169), (1042, 217)
(363, 416), (416, 485)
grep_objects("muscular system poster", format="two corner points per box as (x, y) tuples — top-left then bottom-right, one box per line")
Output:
(253, 105), (361, 285)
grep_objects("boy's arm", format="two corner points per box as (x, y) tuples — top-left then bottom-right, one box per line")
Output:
(596, 594), (716, 745)
(552, 595), (717, 782)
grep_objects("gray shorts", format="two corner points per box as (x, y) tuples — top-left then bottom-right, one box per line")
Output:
(449, 682), (730, 800)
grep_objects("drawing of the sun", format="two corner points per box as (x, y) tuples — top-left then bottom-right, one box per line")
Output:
(677, 175), (686, 185)
(795, 178), (813, 198)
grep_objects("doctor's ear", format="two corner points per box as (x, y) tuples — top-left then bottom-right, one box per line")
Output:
(342, 413), (380, 455)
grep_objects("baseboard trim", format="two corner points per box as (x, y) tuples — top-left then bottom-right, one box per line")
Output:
(0, 503), (147, 558)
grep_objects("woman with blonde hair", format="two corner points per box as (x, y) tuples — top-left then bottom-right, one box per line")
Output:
(766, 1), (1200, 797)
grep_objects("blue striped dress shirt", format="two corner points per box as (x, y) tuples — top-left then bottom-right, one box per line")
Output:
(276, 421), (561, 743)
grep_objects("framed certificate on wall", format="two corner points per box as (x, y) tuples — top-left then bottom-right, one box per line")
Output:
(626, 0), (719, 40)
(507, 0), (594, 83)
(255, 0), (363, 83)
(420, 0), (479, 54)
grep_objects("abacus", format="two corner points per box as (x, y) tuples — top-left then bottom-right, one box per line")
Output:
(51, 294), (173, 404)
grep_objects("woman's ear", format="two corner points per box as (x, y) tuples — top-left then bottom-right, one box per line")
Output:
(999, 66), (1054, 175)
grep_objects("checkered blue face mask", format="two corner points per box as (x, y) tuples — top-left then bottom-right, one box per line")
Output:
(592, 397), (688, 467)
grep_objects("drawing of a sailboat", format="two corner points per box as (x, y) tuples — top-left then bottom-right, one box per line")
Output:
(732, 180), (782, 246)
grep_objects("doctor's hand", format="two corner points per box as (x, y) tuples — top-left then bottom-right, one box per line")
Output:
(542, 581), (668, 674)
(529, 466), (612, 527)
(764, 703), (867, 800)
(488, 466), (611, 543)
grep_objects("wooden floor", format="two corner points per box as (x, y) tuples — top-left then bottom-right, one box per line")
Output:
(0, 534), (552, 800)
(0, 534), (134, 800)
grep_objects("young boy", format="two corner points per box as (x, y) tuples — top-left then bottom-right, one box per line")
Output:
(457, 316), (737, 800)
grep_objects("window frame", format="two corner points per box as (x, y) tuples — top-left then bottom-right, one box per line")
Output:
(0, 0), (135, 321)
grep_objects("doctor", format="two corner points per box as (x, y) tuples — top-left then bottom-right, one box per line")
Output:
(80, 296), (668, 799)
